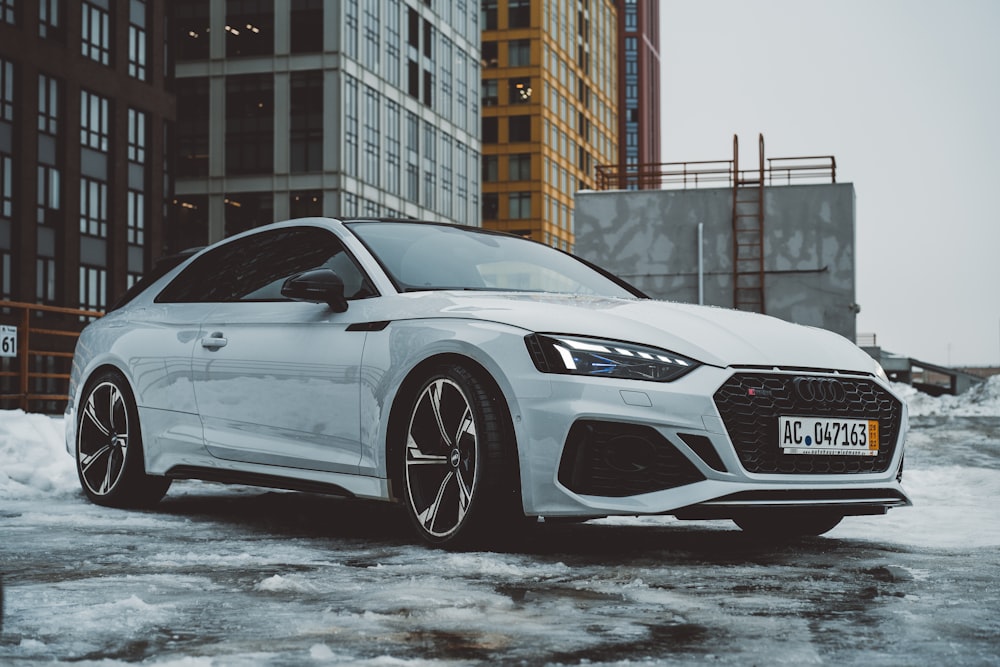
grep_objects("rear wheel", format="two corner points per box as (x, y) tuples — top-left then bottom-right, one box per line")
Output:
(733, 509), (843, 538)
(400, 363), (521, 548)
(76, 370), (171, 508)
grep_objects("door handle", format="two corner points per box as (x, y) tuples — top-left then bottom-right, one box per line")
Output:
(201, 332), (228, 350)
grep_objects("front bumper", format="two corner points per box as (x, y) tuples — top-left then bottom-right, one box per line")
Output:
(513, 364), (910, 519)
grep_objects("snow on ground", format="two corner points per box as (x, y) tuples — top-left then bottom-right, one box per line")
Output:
(895, 374), (1000, 417)
(1, 376), (998, 531)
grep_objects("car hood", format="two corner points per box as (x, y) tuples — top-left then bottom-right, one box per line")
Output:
(393, 292), (876, 373)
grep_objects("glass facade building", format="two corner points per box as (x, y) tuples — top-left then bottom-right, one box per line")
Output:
(172, 0), (482, 250)
(480, 0), (619, 251)
(617, 0), (660, 187)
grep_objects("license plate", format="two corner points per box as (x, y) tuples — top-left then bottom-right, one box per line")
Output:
(779, 416), (879, 456)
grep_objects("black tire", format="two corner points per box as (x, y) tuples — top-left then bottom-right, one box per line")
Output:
(400, 363), (522, 548)
(733, 509), (843, 538)
(76, 369), (171, 508)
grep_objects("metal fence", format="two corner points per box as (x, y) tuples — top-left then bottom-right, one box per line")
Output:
(594, 155), (837, 191)
(0, 301), (103, 414)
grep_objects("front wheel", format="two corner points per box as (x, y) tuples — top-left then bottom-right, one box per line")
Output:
(76, 370), (171, 508)
(400, 364), (521, 548)
(733, 509), (843, 538)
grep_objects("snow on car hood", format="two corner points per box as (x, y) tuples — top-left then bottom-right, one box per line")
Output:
(396, 291), (877, 373)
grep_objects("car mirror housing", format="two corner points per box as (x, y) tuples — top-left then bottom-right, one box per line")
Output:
(281, 268), (348, 312)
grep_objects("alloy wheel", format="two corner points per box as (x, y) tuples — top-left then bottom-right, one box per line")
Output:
(78, 380), (130, 497)
(404, 377), (480, 540)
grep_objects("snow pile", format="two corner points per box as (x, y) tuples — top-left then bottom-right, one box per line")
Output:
(893, 375), (1000, 417)
(0, 409), (76, 499)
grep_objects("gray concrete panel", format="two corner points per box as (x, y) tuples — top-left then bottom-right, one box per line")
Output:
(575, 184), (857, 341)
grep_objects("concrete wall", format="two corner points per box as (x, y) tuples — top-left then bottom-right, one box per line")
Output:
(574, 183), (858, 340)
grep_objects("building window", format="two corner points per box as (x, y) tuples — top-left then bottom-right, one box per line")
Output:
(405, 111), (418, 201)
(422, 19), (432, 58)
(344, 75), (359, 174)
(406, 6), (419, 48)
(291, 0), (323, 53)
(79, 266), (107, 311)
(508, 0), (530, 28)
(37, 258), (57, 304)
(127, 108), (147, 246)
(385, 99), (401, 195)
(169, 194), (208, 253)
(0, 58), (12, 121)
(39, 0), (63, 40)
(508, 39), (530, 66)
(290, 191), (322, 218)
(482, 41), (498, 67)
(482, 155), (498, 182)
(0, 250), (11, 299)
(407, 59), (419, 98)
(290, 71), (323, 173)
(37, 74), (60, 135)
(127, 108), (147, 164)
(128, 0), (147, 79)
(482, 79), (498, 106)
(344, 0), (358, 56)
(225, 0), (273, 57)
(127, 189), (145, 246)
(482, 117), (498, 143)
(37, 165), (61, 225)
(509, 115), (531, 142)
(176, 1), (210, 60)
(81, 1), (111, 66)
(509, 77), (532, 104)
(509, 153), (530, 181)
(0, 0), (14, 25)
(80, 90), (110, 152)
(225, 74), (274, 174)
(509, 192), (531, 219)
(224, 191), (273, 237)
(0, 154), (12, 218)
(441, 134), (452, 217)
(79, 178), (108, 237)
(422, 69), (433, 108)
(482, 193), (498, 220)
(363, 0), (380, 68)
(176, 78), (209, 177)
(385, 0), (400, 85)
(440, 37), (452, 121)
(363, 85), (380, 186)
(481, 0), (496, 30)
(422, 123), (436, 209)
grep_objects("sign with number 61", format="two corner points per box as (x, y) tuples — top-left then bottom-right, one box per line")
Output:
(0, 325), (16, 358)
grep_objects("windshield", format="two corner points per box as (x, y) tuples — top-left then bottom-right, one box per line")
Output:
(347, 222), (642, 298)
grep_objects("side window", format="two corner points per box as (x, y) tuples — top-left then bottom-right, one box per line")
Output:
(157, 227), (376, 303)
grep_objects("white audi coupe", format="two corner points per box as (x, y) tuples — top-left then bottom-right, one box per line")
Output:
(65, 218), (911, 547)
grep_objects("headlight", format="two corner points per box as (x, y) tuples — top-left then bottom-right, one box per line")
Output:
(525, 334), (700, 382)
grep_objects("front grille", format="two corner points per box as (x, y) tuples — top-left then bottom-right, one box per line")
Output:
(559, 421), (706, 497)
(713, 373), (902, 475)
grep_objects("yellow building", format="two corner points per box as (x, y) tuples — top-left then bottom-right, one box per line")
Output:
(481, 0), (618, 251)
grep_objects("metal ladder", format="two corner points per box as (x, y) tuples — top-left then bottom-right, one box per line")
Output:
(731, 134), (766, 313)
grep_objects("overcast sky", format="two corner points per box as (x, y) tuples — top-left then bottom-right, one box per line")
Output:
(659, 0), (1000, 367)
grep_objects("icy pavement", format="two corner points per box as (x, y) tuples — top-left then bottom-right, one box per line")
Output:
(0, 380), (998, 665)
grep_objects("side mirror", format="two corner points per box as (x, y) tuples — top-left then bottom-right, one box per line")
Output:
(281, 269), (348, 313)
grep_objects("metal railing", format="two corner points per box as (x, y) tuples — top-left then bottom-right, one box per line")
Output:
(594, 155), (837, 191)
(0, 301), (103, 413)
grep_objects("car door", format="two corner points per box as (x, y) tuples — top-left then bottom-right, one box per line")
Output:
(167, 225), (378, 473)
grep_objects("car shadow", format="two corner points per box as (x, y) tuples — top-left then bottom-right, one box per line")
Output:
(150, 484), (907, 565)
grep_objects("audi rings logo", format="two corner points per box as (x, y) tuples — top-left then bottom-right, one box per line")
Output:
(793, 377), (847, 403)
